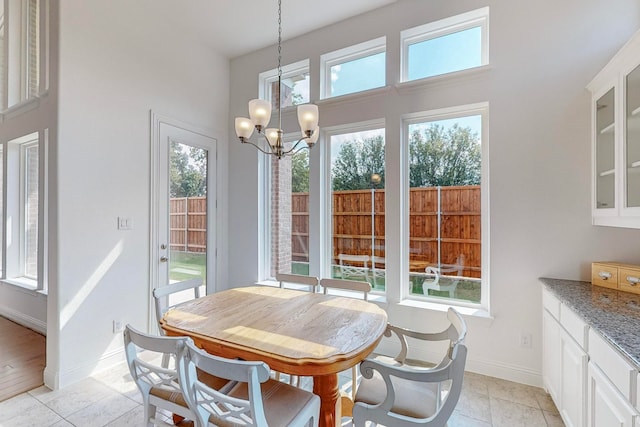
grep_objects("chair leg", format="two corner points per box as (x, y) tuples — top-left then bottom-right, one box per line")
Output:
(351, 365), (358, 400)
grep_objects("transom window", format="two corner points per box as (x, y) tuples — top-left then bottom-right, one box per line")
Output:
(321, 37), (386, 99)
(259, 59), (310, 110)
(401, 7), (489, 82)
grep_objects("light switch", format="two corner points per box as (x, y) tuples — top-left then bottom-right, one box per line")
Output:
(117, 216), (133, 230)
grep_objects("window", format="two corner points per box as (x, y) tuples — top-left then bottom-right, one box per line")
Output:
(4, 131), (46, 290)
(268, 136), (310, 276)
(401, 7), (488, 82)
(321, 37), (386, 99)
(259, 59), (310, 111)
(0, 0), (45, 111)
(22, 141), (38, 279)
(326, 124), (385, 290)
(405, 105), (487, 306)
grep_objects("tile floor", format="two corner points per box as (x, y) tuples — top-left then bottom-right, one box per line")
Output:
(0, 358), (564, 427)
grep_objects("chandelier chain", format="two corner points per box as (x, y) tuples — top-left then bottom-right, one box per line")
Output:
(277, 0), (283, 132)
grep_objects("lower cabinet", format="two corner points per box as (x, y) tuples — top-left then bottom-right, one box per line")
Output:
(560, 329), (588, 427)
(543, 286), (640, 427)
(542, 291), (587, 427)
(587, 362), (639, 427)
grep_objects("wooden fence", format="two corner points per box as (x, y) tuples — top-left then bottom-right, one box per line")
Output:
(170, 197), (207, 253)
(170, 186), (482, 278)
(293, 186), (481, 278)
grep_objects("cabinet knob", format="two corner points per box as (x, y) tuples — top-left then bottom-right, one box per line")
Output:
(626, 276), (640, 286)
(599, 271), (612, 280)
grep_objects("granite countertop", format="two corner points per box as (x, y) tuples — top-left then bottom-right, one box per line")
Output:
(540, 277), (640, 371)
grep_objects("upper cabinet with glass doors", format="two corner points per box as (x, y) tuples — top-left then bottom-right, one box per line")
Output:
(588, 29), (640, 228)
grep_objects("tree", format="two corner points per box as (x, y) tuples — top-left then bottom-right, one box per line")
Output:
(291, 150), (309, 193)
(170, 141), (207, 197)
(409, 123), (480, 187)
(332, 135), (385, 190)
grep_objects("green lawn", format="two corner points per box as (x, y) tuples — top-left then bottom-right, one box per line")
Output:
(169, 251), (206, 284)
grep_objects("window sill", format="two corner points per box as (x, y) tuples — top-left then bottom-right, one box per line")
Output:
(1, 278), (46, 296)
(398, 297), (493, 322)
(316, 85), (393, 108)
(0, 92), (48, 122)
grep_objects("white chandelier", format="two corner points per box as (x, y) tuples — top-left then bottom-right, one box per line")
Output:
(234, 0), (320, 159)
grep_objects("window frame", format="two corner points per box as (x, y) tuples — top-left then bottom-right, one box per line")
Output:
(20, 138), (38, 280)
(322, 119), (386, 284)
(258, 59), (310, 111)
(3, 130), (47, 292)
(401, 103), (489, 310)
(320, 36), (386, 100)
(400, 7), (489, 83)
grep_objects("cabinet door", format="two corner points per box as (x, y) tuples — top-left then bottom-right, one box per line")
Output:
(626, 64), (640, 210)
(595, 87), (616, 211)
(543, 309), (561, 404)
(561, 330), (588, 427)
(587, 362), (638, 427)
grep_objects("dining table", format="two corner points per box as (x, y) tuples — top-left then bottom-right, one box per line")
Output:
(160, 285), (388, 427)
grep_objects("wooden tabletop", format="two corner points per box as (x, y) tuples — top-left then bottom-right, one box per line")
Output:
(161, 285), (388, 427)
(160, 285), (388, 376)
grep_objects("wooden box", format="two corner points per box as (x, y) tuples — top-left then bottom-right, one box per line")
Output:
(592, 262), (640, 295)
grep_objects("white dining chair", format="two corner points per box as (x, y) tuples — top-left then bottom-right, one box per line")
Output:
(153, 278), (204, 367)
(274, 272), (319, 387)
(353, 308), (468, 427)
(320, 277), (372, 410)
(276, 272), (319, 293)
(178, 340), (321, 427)
(124, 324), (232, 427)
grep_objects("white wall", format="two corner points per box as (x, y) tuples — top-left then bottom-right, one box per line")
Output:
(47, 0), (230, 388)
(228, 0), (640, 385)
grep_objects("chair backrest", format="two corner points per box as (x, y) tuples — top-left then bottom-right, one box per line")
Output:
(275, 273), (319, 292)
(353, 308), (468, 427)
(178, 340), (273, 427)
(320, 278), (372, 301)
(338, 254), (370, 280)
(153, 278), (203, 335)
(123, 324), (188, 401)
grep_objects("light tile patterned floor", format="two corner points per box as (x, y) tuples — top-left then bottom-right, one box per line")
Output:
(0, 359), (564, 427)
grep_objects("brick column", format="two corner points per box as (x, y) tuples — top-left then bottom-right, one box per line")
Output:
(270, 156), (293, 276)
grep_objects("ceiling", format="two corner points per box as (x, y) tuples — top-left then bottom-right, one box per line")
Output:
(147, 0), (397, 58)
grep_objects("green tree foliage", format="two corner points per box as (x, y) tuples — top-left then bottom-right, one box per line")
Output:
(291, 150), (310, 193)
(332, 135), (385, 190)
(409, 123), (481, 187)
(170, 141), (207, 197)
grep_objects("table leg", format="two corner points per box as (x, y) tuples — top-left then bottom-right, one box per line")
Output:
(313, 373), (342, 427)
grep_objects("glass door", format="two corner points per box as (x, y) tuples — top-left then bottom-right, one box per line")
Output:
(626, 65), (640, 208)
(595, 88), (616, 210)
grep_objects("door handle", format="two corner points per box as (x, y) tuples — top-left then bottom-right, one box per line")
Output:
(160, 256), (168, 263)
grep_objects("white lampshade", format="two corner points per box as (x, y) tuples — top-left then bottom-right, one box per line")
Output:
(304, 127), (320, 145)
(265, 128), (281, 147)
(297, 104), (319, 134)
(235, 117), (254, 139)
(248, 99), (272, 128)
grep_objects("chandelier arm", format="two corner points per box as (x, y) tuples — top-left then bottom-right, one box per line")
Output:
(241, 139), (276, 156)
(281, 137), (311, 155)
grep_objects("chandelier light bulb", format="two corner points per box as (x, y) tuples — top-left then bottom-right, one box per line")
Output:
(297, 104), (319, 134)
(235, 117), (254, 139)
(248, 99), (272, 129)
(265, 128), (281, 147)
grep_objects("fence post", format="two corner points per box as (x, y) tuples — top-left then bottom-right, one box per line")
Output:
(184, 198), (188, 252)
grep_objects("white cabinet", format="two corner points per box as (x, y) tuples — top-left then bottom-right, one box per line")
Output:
(542, 289), (587, 427)
(587, 362), (639, 427)
(588, 29), (640, 228)
(560, 329), (588, 427)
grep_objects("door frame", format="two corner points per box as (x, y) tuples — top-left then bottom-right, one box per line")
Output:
(149, 111), (218, 333)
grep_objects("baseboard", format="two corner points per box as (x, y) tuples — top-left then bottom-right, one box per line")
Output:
(43, 347), (125, 390)
(0, 305), (47, 335)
